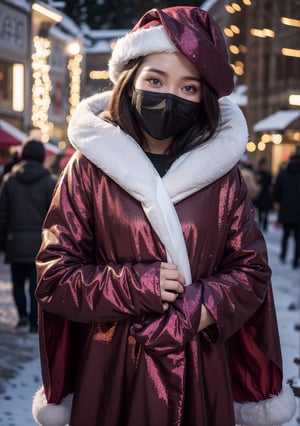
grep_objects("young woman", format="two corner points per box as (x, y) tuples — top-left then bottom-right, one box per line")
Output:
(33, 6), (295, 426)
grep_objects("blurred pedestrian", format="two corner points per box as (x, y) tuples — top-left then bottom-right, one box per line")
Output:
(238, 156), (261, 202)
(273, 153), (300, 269)
(254, 157), (273, 231)
(0, 149), (20, 183)
(33, 6), (295, 426)
(0, 139), (56, 332)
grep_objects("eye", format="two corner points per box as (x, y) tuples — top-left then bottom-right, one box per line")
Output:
(182, 85), (198, 94)
(147, 77), (162, 87)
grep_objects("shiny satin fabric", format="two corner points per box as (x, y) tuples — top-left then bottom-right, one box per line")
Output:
(36, 152), (282, 426)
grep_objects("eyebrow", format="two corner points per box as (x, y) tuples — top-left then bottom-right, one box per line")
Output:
(144, 67), (201, 82)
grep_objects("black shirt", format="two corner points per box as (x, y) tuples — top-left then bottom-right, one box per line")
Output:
(146, 152), (173, 177)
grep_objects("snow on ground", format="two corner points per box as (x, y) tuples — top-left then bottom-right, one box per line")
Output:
(0, 355), (41, 426)
(0, 214), (299, 425)
(0, 256), (41, 425)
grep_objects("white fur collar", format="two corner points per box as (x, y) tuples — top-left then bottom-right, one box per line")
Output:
(68, 91), (248, 203)
(67, 92), (248, 283)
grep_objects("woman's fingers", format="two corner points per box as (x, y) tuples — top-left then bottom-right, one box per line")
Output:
(161, 289), (179, 303)
(161, 263), (186, 286)
(160, 262), (186, 306)
(161, 262), (177, 270)
(163, 280), (185, 294)
(162, 302), (169, 311)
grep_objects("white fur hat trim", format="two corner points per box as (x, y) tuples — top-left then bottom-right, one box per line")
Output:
(32, 387), (73, 426)
(109, 25), (178, 83)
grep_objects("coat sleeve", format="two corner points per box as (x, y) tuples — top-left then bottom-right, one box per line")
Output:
(35, 154), (163, 322)
(131, 170), (271, 354)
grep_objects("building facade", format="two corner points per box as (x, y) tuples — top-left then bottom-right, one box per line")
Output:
(202, 0), (300, 173)
(0, 0), (87, 162)
(0, 1), (32, 132)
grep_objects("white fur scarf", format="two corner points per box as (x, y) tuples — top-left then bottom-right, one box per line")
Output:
(67, 92), (248, 284)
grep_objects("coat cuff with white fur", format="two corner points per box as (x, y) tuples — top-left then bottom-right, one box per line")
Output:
(234, 383), (296, 426)
(32, 387), (73, 426)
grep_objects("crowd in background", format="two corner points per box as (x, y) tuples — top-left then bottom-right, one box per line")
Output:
(240, 150), (300, 270)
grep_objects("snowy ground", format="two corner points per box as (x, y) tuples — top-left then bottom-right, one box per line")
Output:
(0, 214), (299, 425)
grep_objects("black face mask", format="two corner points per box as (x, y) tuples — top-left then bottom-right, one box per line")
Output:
(131, 89), (200, 140)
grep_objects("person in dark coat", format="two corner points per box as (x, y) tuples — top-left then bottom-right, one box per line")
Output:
(0, 149), (20, 183)
(0, 139), (57, 332)
(273, 153), (300, 268)
(254, 157), (273, 231)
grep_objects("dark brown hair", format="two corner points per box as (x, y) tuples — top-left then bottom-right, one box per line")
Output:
(101, 57), (220, 162)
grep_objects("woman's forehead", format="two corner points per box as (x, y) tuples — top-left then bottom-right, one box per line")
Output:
(139, 52), (201, 78)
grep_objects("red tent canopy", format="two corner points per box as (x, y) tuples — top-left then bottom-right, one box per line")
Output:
(0, 128), (22, 147)
(0, 120), (62, 157)
(0, 120), (25, 147)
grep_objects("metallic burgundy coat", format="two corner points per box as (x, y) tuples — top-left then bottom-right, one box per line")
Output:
(35, 152), (282, 426)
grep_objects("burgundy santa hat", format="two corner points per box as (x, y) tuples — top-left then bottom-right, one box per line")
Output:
(109, 6), (234, 98)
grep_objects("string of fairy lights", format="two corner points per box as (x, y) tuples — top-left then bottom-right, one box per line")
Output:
(31, 35), (83, 141)
(31, 36), (53, 142)
(67, 49), (82, 122)
(223, 0), (300, 76)
(222, 0), (300, 153)
(223, 0), (252, 78)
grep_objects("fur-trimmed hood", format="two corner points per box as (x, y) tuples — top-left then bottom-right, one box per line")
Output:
(67, 91), (248, 204)
(67, 92), (248, 284)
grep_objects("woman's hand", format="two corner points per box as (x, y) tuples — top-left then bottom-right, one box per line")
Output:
(160, 262), (185, 311)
